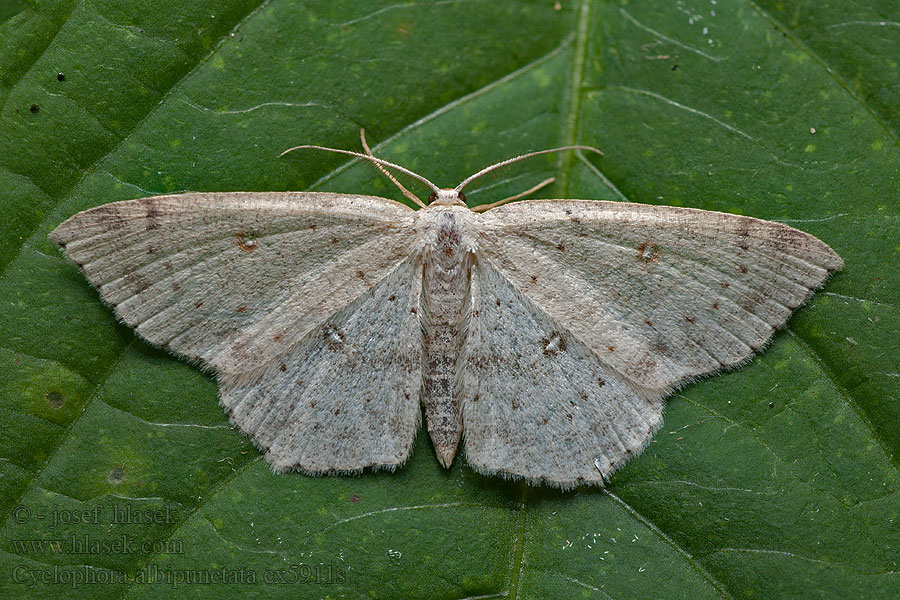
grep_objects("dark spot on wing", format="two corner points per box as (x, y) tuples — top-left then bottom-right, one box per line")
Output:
(739, 291), (767, 315)
(388, 294), (396, 302)
(273, 335), (281, 341)
(324, 325), (345, 351)
(511, 397), (520, 410)
(142, 197), (161, 231)
(93, 204), (128, 233)
(685, 316), (695, 324)
(530, 274), (538, 283)
(644, 319), (654, 326)
(236, 306), (247, 313)
(637, 241), (660, 263)
(279, 363), (286, 372)
(556, 243), (566, 251)
(356, 269), (365, 279)
(721, 281), (730, 288)
(712, 302), (719, 310)
(540, 332), (567, 356)
(330, 236), (339, 244)
(236, 231), (257, 252)
(650, 339), (671, 358)
(123, 271), (150, 293)
(597, 378), (605, 387)
(608, 345), (615, 353)
(496, 299), (501, 307)
(630, 353), (658, 379)
(738, 264), (749, 274)
(194, 301), (203, 309)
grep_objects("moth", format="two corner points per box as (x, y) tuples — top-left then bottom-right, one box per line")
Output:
(49, 137), (842, 489)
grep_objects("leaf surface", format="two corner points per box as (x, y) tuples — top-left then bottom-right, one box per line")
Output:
(1, 1), (897, 598)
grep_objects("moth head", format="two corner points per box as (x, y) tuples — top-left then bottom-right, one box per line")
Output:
(428, 189), (467, 207)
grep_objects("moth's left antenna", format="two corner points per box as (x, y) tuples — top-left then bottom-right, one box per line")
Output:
(280, 141), (441, 202)
(359, 130), (427, 208)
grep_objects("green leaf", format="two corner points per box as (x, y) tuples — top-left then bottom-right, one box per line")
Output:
(1, 0), (897, 598)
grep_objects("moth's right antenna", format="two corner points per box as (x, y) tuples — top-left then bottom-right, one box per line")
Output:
(455, 145), (603, 193)
(280, 142), (442, 198)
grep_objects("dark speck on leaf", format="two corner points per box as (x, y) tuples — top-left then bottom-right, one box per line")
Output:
(57, 72), (65, 81)
(108, 465), (126, 484)
(46, 391), (66, 408)
(671, 64), (678, 71)
(769, 402), (775, 408)
(350, 494), (360, 503)
(30, 104), (40, 113)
